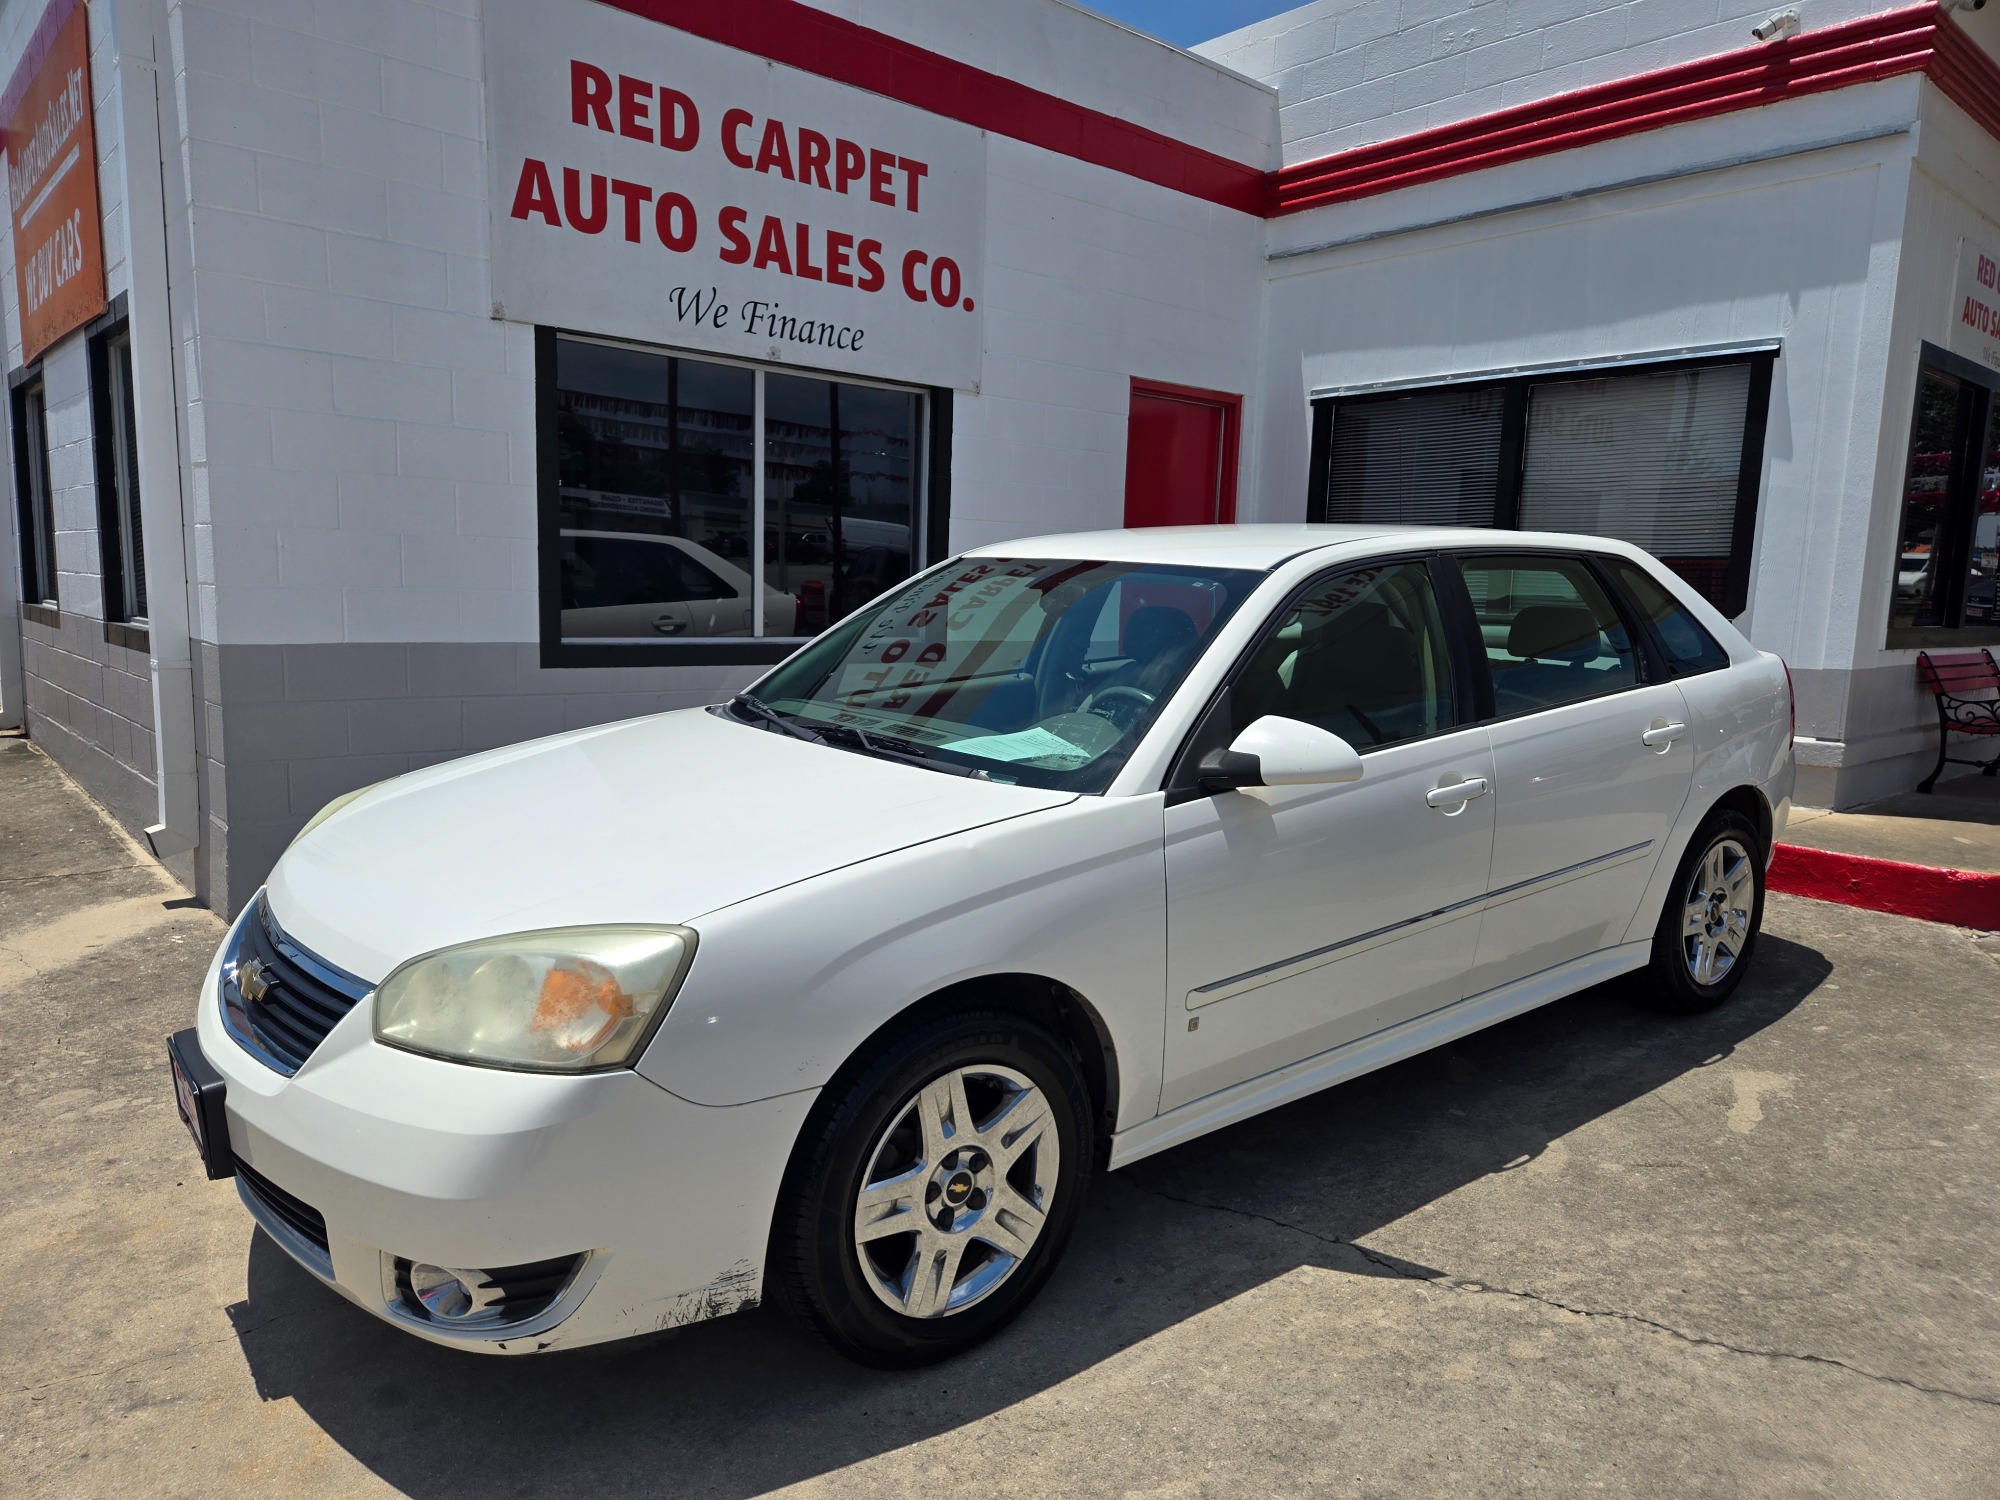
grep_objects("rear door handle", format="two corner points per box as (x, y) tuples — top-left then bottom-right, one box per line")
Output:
(1642, 722), (1687, 750)
(1425, 776), (1491, 809)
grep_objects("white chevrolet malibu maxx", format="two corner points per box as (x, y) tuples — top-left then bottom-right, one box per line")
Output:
(169, 526), (1794, 1365)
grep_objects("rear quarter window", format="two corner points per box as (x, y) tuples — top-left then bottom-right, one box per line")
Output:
(1610, 559), (1731, 677)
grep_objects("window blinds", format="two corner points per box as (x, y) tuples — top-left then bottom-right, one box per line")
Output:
(1517, 364), (1751, 557)
(1325, 385), (1504, 527)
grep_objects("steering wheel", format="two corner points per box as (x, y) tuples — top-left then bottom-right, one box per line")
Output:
(1078, 683), (1156, 728)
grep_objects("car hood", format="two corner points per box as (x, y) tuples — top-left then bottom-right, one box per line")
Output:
(265, 707), (1077, 982)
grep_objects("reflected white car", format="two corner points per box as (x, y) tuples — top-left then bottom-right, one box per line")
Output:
(558, 528), (799, 638)
(169, 526), (1794, 1366)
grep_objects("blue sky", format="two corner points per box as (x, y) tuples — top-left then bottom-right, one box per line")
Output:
(1081, 1), (1306, 49)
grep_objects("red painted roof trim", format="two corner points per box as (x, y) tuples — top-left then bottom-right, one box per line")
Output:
(595, 2), (2000, 220)
(595, 0), (1269, 215)
(1929, 8), (2000, 140)
(1271, 4), (1963, 215)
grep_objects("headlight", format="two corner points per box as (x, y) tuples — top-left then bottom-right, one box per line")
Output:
(291, 780), (390, 847)
(372, 926), (696, 1072)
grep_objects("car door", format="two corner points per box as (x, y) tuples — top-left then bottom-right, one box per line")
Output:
(1160, 558), (1498, 1112)
(1452, 552), (1694, 996)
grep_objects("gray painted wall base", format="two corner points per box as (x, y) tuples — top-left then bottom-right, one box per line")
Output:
(202, 641), (764, 917)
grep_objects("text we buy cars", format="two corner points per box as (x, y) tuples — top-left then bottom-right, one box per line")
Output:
(506, 58), (975, 351)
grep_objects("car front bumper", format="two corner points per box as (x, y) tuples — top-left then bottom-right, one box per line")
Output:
(191, 925), (816, 1354)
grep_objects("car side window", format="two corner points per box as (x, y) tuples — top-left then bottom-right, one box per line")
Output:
(1608, 559), (1730, 677)
(1459, 554), (1639, 716)
(1232, 560), (1456, 750)
(665, 547), (732, 602)
(563, 536), (693, 609)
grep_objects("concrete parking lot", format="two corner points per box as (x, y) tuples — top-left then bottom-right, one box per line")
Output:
(4, 729), (1998, 1499)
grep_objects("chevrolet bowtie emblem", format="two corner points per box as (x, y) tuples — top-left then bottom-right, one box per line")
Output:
(238, 957), (272, 1004)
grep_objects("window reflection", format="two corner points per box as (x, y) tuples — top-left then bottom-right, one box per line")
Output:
(1891, 369), (1964, 633)
(552, 337), (927, 644)
(765, 373), (920, 633)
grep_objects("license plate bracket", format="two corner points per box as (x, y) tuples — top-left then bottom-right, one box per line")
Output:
(167, 1029), (234, 1181)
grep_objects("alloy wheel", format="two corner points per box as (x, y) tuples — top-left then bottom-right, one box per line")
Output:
(1680, 836), (1756, 985)
(851, 1064), (1060, 1319)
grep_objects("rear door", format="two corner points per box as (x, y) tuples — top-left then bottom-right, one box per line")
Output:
(1452, 552), (1693, 996)
(1160, 557), (1496, 1111)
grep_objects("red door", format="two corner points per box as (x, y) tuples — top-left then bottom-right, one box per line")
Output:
(1123, 379), (1241, 528)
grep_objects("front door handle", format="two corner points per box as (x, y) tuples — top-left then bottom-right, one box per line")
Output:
(1642, 721), (1688, 750)
(653, 614), (688, 635)
(1425, 776), (1492, 809)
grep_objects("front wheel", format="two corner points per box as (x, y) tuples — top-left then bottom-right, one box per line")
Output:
(769, 1011), (1093, 1366)
(1637, 809), (1766, 1013)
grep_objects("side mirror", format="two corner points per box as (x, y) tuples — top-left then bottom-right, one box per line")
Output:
(1198, 715), (1365, 791)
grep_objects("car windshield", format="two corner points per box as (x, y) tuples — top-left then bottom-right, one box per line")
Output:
(739, 556), (1265, 790)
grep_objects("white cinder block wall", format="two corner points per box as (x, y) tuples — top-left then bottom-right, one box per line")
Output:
(130, 0), (1274, 909)
(1, 0), (162, 833)
(1196, 0), (1909, 163)
(5, 0), (1997, 905)
(1206, 0), (2000, 805)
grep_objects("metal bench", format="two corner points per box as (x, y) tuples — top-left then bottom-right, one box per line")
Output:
(1916, 648), (2000, 793)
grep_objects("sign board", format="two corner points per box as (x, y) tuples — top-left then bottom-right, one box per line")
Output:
(3, 0), (104, 364)
(482, 0), (986, 391)
(1950, 238), (2000, 376)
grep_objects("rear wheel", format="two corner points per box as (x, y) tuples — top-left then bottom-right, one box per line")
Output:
(1638, 808), (1765, 1013)
(769, 1011), (1092, 1366)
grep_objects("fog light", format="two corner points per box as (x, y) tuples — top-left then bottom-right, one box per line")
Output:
(387, 1251), (590, 1332)
(408, 1263), (480, 1320)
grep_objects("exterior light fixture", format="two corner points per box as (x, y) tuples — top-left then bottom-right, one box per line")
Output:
(1751, 9), (1802, 40)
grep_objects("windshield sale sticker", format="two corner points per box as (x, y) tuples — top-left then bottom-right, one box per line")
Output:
(482, 0), (986, 390)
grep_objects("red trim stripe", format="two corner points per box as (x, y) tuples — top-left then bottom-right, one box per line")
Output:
(595, 2), (2000, 219)
(1928, 10), (2000, 141)
(1770, 842), (2000, 931)
(594, 0), (1268, 215)
(1272, 5), (1941, 215)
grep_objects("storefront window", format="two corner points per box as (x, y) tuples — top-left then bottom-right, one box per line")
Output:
(543, 332), (931, 659)
(90, 323), (147, 625)
(1887, 350), (2000, 642)
(1310, 353), (1772, 617)
(764, 374), (921, 637)
(11, 373), (55, 608)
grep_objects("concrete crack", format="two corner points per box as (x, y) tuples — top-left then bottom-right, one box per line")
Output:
(1120, 1177), (2000, 1411)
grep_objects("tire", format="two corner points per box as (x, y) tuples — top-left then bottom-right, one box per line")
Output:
(768, 1009), (1094, 1367)
(1637, 808), (1766, 1014)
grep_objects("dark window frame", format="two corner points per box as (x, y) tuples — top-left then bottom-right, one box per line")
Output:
(1885, 341), (2000, 649)
(1305, 350), (1777, 619)
(535, 325), (951, 669)
(10, 360), (56, 621)
(1448, 549), (1653, 724)
(88, 293), (148, 643)
(1165, 549), (1484, 797)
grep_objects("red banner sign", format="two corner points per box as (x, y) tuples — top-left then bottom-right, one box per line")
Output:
(4, 0), (105, 364)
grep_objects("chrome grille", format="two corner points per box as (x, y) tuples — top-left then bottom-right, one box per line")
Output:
(221, 897), (372, 1075)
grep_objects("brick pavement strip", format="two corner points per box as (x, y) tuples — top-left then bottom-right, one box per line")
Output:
(4, 731), (1998, 1498)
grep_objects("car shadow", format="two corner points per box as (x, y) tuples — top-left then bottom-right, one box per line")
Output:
(228, 934), (1829, 1498)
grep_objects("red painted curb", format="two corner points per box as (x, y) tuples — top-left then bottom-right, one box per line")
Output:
(1769, 843), (2000, 931)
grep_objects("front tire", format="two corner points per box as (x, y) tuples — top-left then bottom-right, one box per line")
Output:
(1638, 808), (1765, 1013)
(769, 1010), (1093, 1367)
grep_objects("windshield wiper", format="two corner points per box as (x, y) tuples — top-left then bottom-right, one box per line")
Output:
(732, 694), (980, 777)
(814, 721), (980, 777)
(729, 693), (820, 743)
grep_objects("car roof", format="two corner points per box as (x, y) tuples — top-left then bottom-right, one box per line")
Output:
(562, 529), (694, 545)
(959, 524), (1652, 571)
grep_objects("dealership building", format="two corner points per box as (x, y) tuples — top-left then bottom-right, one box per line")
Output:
(3, 0), (1999, 912)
